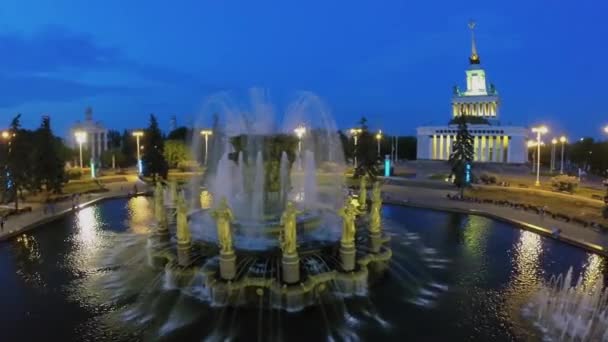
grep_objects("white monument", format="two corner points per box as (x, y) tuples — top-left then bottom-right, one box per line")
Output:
(416, 21), (527, 164)
(69, 107), (109, 162)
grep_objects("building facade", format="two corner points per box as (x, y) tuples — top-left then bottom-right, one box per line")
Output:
(69, 108), (109, 162)
(416, 22), (528, 164)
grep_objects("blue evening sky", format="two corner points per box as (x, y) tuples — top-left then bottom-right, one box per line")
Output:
(0, 0), (606, 139)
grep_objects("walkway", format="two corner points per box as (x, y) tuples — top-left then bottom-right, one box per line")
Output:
(0, 180), (149, 242)
(382, 182), (608, 256)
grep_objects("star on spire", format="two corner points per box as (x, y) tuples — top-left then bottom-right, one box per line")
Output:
(468, 20), (480, 64)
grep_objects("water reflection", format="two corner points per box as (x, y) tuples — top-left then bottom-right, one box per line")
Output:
(512, 230), (543, 286)
(582, 253), (607, 289)
(128, 196), (152, 234)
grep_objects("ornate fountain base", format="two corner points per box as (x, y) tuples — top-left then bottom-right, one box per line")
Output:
(369, 231), (382, 253)
(219, 251), (236, 280)
(281, 253), (300, 284)
(340, 244), (356, 272)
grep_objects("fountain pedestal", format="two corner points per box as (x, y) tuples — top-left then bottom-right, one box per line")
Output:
(220, 251), (236, 280)
(282, 253), (300, 284)
(370, 232), (382, 253)
(340, 244), (356, 272)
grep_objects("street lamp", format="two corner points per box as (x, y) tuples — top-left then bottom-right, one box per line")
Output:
(293, 125), (306, 154)
(132, 131), (144, 174)
(1, 131), (9, 140)
(551, 138), (558, 173)
(74, 131), (87, 169)
(531, 126), (548, 186)
(375, 130), (382, 157)
(349, 128), (362, 168)
(200, 129), (213, 166)
(559, 136), (567, 174)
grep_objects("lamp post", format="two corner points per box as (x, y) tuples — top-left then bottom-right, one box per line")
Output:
(532, 126), (548, 186)
(294, 125), (306, 154)
(74, 131), (87, 169)
(559, 136), (567, 174)
(200, 129), (213, 166)
(375, 130), (382, 157)
(551, 138), (557, 173)
(132, 131), (144, 174)
(349, 128), (362, 168)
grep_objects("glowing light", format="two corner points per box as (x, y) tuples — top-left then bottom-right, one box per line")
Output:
(375, 130), (382, 141)
(132, 131), (144, 137)
(200, 190), (213, 209)
(559, 136), (567, 143)
(74, 131), (87, 144)
(349, 128), (362, 136)
(384, 156), (391, 177)
(551, 138), (557, 145)
(1, 131), (9, 139)
(531, 126), (548, 134)
(128, 196), (152, 234)
(200, 129), (213, 136)
(293, 125), (306, 139)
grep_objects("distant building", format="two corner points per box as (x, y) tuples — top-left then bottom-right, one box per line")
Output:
(170, 115), (177, 132)
(69, 107), (109, 162)
(416, 22), (527, 164)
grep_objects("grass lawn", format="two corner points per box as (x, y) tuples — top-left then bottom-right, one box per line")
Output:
(465, 186), (607, 225)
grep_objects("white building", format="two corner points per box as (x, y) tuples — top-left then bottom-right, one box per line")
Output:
(416, 22), (528, 164)
(69, 108), (109, 162)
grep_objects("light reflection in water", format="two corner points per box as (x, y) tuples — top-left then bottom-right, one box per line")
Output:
(76, 206), (101, 249)
(512, 230), (542, 286)
(581, 253), (607, 289)
(128, 196), (152, 234)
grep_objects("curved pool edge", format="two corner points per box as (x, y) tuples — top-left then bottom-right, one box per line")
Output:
(384, 198), (608, 258)
(0, 191), (150, 242)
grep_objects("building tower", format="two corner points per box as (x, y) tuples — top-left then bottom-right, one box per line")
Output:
(451, 21), (500, 122)
(415, 21), (528, 164)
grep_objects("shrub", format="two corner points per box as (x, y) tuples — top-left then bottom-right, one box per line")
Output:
(67, 168), (83, 180)
(177, 160), (201, 172)
(479, 173), (498, 185)
(551, 175), (579, 193)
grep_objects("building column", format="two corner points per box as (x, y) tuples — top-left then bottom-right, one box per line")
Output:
(495, 136), (502, 162)
(473, 136), (479, 161)
(432, 135), (437, 159)
(439, 135), (444, 160)
(505, 137), (510, 163)
(445, 135), (451, 159)
(485, 136), (491, 162)
(428, 136), (433, 159)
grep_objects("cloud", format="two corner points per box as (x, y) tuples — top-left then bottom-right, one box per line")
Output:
(0, 26), (216, 107)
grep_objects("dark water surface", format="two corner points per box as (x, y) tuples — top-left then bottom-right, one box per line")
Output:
(0, 198), (606, 341)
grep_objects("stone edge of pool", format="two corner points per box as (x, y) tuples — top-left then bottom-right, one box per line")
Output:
(384, 199), (608, 258)
(0, 192), (149, 242)
(2, 194), (605, 259)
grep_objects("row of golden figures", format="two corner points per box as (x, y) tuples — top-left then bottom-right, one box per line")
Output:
(153, 176), (384, 282)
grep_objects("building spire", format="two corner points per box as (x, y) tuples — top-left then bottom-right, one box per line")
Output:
(468, 20), (480, 65)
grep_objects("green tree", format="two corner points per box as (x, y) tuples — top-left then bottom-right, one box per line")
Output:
(449, 115), (474, 197)
(120, 129), (136, 167)
(107, 129), (122, 149)
(167, 126), (192, 142)
(142, 114), (168, 180)
(353, 117), (379, 179)
(33, 116), (66, 193)
(6, 114), (33, 209)
(164, 140), (189, 168)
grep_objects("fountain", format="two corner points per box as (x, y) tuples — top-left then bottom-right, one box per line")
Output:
(523, 268), (608, 341)
(523, 267), (608, 341)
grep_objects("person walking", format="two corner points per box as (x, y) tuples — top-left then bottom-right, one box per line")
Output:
(0, 216), (5, 232)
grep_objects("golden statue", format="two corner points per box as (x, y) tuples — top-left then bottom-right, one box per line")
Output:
(370, 181), (382, 233)
(338, 196), (361, 247)
(200, 190), (212, 209)
(359, 175), (368, 209)
(280, 201), (301, 255)
(176, 191), (191, 245)
(170, 180), (178, 206)
(211, 197), (235, 254)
